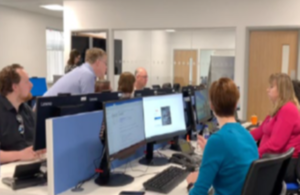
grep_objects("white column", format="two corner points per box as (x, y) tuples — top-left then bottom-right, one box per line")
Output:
(235, 26), (248, 120)
(107, 29), (115, 88)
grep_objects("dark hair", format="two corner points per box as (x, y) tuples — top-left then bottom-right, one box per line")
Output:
(209, 78), (240, 117)
(292, 80), (300, 103)
(95, 80), (111, 93)
(0, 64), (23, 96)
(118, 72), (135, 93)
(67, 49), (80, 66)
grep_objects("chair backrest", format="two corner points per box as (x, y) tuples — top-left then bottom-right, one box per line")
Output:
(173, 83), (181, 91)
(152, 85), (161, 90)
(162, 83), (172, 89)
(241, 148), (294, 195)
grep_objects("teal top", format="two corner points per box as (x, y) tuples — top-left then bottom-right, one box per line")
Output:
(189, 123), (259, 195)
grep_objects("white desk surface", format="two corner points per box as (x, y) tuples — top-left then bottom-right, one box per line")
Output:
(0, 142), (203, 195)
(0, 122), (252, 195)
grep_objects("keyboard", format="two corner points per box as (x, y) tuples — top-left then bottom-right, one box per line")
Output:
(143, 166), (189, 194)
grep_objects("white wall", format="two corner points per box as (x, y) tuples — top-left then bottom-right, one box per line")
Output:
(114, 30), (170, 90)
(63, 0), (300, 120)
(0, 5), (62, 78)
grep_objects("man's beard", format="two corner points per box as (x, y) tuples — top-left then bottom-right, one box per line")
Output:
(22, 93), (33, 102)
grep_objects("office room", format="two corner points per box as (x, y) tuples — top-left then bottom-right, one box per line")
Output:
(1, 0), (300, 194)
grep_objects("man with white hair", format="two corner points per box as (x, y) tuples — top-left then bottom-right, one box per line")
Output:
(134, 67), (148, 90)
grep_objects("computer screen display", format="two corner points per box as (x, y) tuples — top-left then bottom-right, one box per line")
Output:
(30, 77), (47, 97)
(105, 98), (146, 157)
(143, 94), (186, 141)
(195, 89), (211, 123)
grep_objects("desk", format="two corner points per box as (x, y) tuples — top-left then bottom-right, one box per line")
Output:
(60, 144), (203, 195)
(0, 143), (203, 195)
(242, 122), (252, 129)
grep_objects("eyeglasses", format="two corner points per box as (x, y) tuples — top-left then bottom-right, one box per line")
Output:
(16, 114), (25, 135)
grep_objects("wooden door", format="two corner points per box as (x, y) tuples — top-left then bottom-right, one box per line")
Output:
(173, 50), (198, 87)
(247, 30), (298, 121)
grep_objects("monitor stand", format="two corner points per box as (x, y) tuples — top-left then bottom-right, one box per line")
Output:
(170, 136), (181, 151)
(95, 172), (134, 187)
(95, 150), (134, 187)
(138, 142), (169, 166)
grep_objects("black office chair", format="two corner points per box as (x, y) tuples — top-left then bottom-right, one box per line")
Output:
(162, 83), (172, 89)
(173, 83), (181, 92)
(152, 85), (161, 90)
(241, 148), (294, 195)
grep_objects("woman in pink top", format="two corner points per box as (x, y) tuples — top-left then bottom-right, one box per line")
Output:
(251, 73), (300, 182)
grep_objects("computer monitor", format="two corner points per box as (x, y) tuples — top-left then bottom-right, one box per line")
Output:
(155, 88), (174, 95)
(181, 86), (197, 134)
(87, 92), (121, 110)
(194, 89), (211, 123)
(34, 92), (120, 151)
(134, 89), (155, 98)
(105, 98), (146, 159)
(30, 77), (47, 97)
(144, 94), (186, 142)
(139, 94), (186, 166)
(99, 98), (146, 186)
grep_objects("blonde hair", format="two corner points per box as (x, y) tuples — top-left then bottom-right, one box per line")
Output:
(85, 48), (106, 64)
(269, 73), (300, 116)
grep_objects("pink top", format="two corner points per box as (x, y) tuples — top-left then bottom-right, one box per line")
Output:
(251, 102), (300, 158)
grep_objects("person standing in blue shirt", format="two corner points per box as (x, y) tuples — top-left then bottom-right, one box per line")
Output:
(44, 48), (107, 96)
(187, 78), (258, 195)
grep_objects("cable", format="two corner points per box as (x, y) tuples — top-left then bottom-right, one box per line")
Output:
(71, 172), (98, 192)
(134, 171), (160, 178)
(155, 150), (168, 159)
(128, 161), (160, 178)
(129, 161), (149, 173)
(111, 161), (128, 174)
(72, 146), (107, 192)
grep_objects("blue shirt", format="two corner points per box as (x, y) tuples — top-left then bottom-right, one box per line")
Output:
(44, 63), (96, 96)
(190, 123), (258, 195)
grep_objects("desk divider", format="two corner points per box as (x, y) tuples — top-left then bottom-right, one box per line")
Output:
(46, 111), (167, 195)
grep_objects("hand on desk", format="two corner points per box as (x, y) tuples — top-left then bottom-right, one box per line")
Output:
(18, 146), (46, 161)
(197, 135), (207, 151)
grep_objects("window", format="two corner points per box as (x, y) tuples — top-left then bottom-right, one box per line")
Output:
(46, 29), (64, 82)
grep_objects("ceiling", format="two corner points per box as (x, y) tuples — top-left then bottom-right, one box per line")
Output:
(0, 0), (63, 18)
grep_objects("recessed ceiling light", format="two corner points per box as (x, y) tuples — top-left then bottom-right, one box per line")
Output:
(40, 4), (64, 11)
(166, 29), (176, 33)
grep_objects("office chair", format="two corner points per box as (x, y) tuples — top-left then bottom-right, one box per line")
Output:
(285, 154), (300, 195)
(152, 85), (161, 90)
(173, 83), (181, 92)
(162, 83), (172, 89)
(241, 148), (294, 195)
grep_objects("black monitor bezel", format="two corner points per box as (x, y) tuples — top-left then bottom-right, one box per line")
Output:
(134, 89), (155, 98)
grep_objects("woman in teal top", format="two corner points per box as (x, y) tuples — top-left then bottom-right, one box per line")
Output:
(187, 78), (259, 195)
